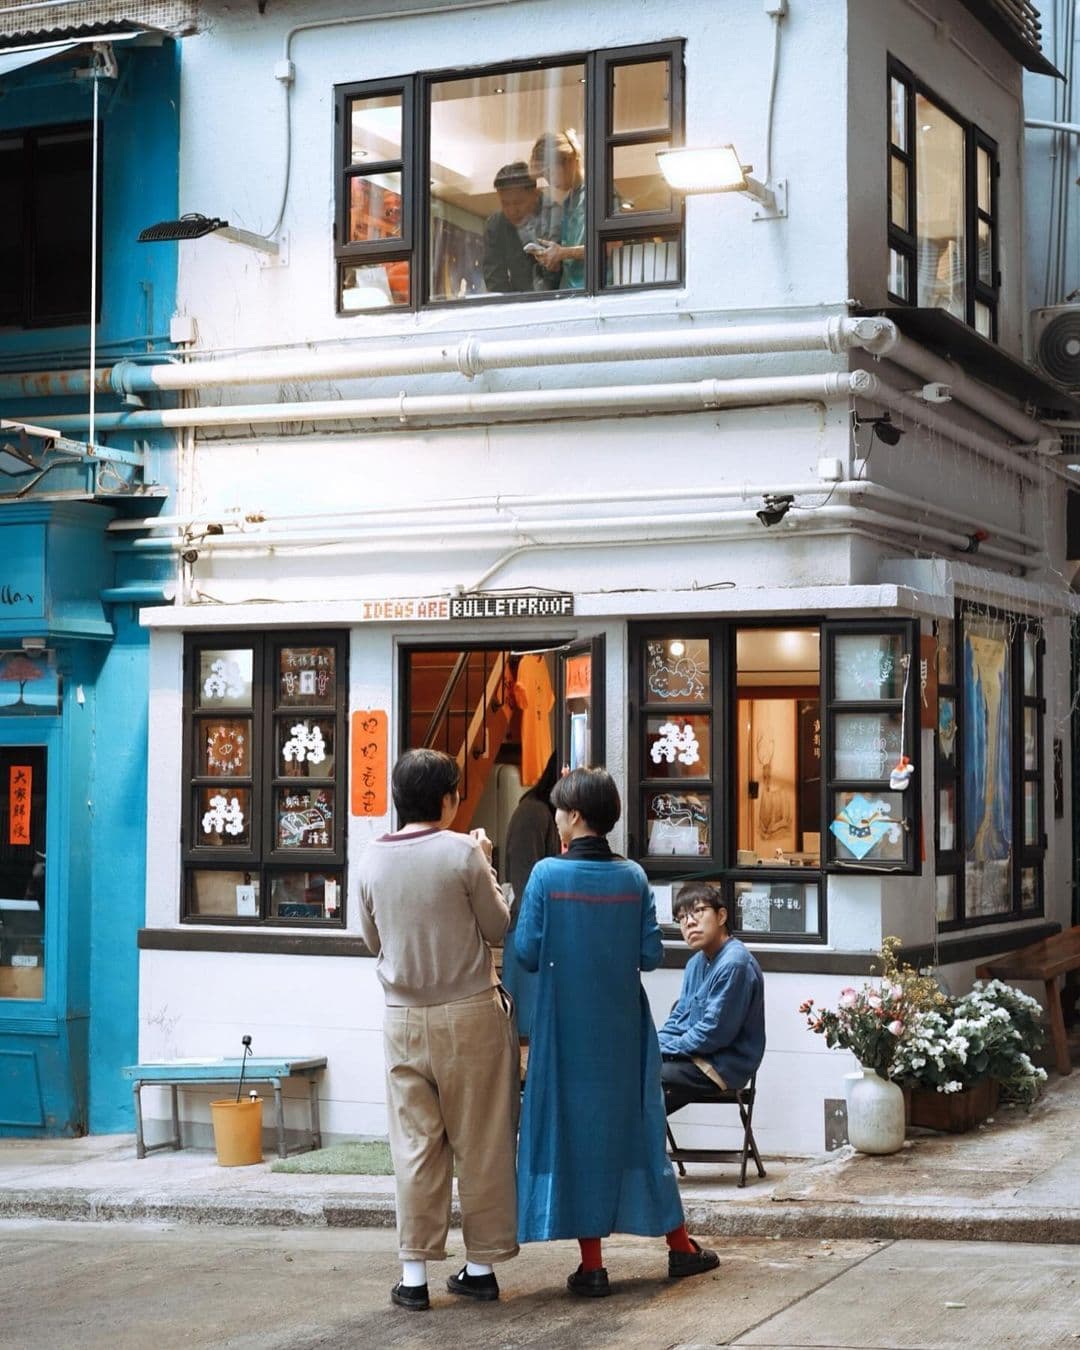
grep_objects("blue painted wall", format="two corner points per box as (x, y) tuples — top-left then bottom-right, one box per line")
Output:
(0, 38), (181, 1133)
(0, 38), (181, 364)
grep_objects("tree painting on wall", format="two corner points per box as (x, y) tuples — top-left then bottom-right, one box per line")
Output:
(0, 651), (57, 715)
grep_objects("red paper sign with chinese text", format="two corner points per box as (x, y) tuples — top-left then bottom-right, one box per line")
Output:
(565, 653), (591, 699)
(351, 710), (388, 816)
(9, 764), (31, 845)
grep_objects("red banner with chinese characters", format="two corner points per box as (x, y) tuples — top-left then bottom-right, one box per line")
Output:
(350, 710), (388, 817)
(565, 653), (591, 699)
(9, 764), (31, 845)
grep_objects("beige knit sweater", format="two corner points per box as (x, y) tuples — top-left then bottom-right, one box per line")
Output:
(355, 827), (510, 1007)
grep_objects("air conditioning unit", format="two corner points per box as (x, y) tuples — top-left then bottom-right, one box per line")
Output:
(1031, 305), (1080, 389)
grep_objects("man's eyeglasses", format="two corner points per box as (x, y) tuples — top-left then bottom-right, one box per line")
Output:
(676, 902), (714, 927)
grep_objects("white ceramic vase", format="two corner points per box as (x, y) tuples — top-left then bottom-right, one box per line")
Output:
(847, 1067), (905, 1155)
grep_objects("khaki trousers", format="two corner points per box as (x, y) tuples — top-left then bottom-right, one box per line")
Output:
(384, 986), (520, 1264)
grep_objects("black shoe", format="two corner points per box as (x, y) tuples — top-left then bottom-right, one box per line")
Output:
(391, 1281), (430, 1311)
(447, 1267), (500, 1302)
(668, 1238), (719, 1279)
(567, 1264), (611, 1297)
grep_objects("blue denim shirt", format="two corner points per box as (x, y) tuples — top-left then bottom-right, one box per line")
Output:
(657, 938), (765, 1091)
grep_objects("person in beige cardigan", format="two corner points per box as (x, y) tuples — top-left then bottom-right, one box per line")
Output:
(356, 748), (519, 1313)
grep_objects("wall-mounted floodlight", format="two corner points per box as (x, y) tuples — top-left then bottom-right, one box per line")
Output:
(656, 146), (786, 220)
(138, 212), (278, 255)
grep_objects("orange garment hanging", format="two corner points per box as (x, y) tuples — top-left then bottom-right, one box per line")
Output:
(514, 654), (555, 786)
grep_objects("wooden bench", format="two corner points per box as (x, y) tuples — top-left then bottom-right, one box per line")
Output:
(976, 926), (1080, 1077)
(122, 1056), (327, 1160)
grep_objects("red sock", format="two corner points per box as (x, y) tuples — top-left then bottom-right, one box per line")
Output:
(578, 1237), (603, 1271)
(665, 1224), (695, 1254)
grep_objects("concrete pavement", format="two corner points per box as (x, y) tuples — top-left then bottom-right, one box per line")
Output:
(1, 1067), (1078, 1245)
(1, 1223), (1078, 1349)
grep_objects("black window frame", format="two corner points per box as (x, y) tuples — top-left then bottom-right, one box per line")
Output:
(333, 40), (684, 313)
(886, 59), (1000, 341)
(181, 631), (349, 927)
(628, 618), (924, 945)
(935, 606), (1046, 930)
(0, 120), (101, 330)
(822, 619), (921, 875)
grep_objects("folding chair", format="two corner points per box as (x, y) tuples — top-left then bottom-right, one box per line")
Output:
(665, 1071), (766, 1188)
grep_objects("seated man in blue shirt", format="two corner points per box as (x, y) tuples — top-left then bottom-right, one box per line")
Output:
(658, 884), (765, 1111)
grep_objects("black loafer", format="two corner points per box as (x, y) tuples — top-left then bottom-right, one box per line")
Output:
(668, 1238), (719, 1279)
(447, 1267), (500, 1301)
(391, 1281), (430, 1311)
(567, 1264), (611, 1297)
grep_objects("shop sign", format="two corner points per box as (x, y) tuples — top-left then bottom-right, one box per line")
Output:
(0, 526), (45, 620)
(565, 652), (591, 698)
(9, 763), (31, 845)
(0, 649), (60, 715)
(351, 710), (388, 817)
(358, 593), (574, 622)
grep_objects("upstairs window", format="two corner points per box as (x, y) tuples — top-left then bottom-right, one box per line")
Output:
(0, 124), (96, 329)
(334, 41), (684, 312)
(887, 62), (999, 340)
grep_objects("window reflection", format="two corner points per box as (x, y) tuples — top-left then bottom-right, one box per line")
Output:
(428, 65), (585, 300)
(915, 94), (965, 319)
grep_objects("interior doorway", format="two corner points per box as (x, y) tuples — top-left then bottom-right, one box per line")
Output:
(400, 638), (603, 875)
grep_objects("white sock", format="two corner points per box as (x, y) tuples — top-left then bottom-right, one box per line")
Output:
(402, 1260), (427, 1287)
(466, 1262), (494, 1277)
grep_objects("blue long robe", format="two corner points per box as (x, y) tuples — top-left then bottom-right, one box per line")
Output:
(512, 853), (685, 1241)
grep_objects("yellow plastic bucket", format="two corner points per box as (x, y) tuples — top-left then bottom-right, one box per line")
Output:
(210, 1097), (264, 1166)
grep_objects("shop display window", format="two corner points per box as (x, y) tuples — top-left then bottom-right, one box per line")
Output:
(630, 620), (921, 945)
(935, 609), (1044, 929)
(182, 632), (348, 926)
(334, 41), (684, 311)
(0, 746), (46, 1000)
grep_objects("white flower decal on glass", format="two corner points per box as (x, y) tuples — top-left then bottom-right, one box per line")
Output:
(282, 722), (326, 766)
(202, 793), (245, 837)
(203, 658), (245, 701)
(650, 721), (701, 767)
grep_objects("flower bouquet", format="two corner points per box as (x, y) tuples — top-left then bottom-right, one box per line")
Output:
(801, 980), (912, 1078)
(892, 978), (1047, 1110)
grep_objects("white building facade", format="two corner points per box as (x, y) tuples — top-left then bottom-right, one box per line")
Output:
(71, 0), (1077, 1155)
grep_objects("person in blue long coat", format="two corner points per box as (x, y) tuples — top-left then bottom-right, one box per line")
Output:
(511, 767), (719, 1297)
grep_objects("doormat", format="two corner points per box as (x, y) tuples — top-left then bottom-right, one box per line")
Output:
(270, 1140), (393, 1175)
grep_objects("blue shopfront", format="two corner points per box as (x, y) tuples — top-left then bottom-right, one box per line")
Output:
(0, 502), (153, 1135)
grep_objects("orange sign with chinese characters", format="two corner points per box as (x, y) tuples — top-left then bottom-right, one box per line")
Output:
(9, 763), (31, 845)
(351, 710), (388, 817)
(565, 653), (591, 699)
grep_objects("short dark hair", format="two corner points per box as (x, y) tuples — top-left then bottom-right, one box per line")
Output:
(494, 160), (536, 191)
(549, 767), (620, 836)
(392, 748), (460, 826)
(672, 882), (727, 927)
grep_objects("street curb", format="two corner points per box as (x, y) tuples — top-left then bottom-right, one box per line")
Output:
(2, 1189), (1078, 1244)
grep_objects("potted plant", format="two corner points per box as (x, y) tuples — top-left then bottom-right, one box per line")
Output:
(801, 978), (911, 1154)
(892, 979), (1047, 1132)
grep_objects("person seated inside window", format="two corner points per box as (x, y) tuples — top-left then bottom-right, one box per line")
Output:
(528, 130), (585, 290)
(482, 161), (562, 295)
(658, 883), (765, 1110)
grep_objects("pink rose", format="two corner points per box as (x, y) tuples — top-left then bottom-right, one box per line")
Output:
(867, 994), (883, 1009)
(838, 990), (857, 1009)
(888, 1020), (904, 1036)
(890, 985), (903, 1000)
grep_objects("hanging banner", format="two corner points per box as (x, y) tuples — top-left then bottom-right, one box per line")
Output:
(351, 710), (388, 817)
(9, 763), (31, 845)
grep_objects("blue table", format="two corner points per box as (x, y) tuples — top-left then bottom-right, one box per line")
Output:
(122, 1057), (327, 1160)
